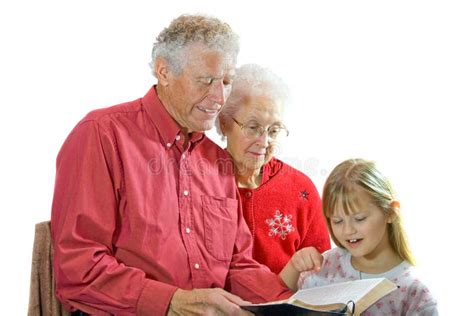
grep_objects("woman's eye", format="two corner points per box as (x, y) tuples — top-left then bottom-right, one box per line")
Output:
(269, 127), (280, 136)
(355, 217), (366, 222)
(332, 219), (343, 225)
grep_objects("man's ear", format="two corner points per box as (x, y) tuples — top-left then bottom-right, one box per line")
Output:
(155, 58), (171, 87)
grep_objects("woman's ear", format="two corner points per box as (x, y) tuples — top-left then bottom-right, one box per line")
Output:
(155, 58), (170, 87)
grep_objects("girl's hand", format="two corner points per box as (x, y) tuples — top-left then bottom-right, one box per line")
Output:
(289, 247), (323, 273)
(279, 247), (324, 291)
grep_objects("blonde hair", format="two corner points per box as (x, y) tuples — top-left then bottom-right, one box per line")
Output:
(322, 158), (415, 265)
(149, 14), (239, 77)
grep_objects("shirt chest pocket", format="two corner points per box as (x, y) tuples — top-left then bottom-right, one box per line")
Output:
(201, 195), (238, 262)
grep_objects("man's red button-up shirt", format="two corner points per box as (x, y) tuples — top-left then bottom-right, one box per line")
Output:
(51, 87), (292, 316)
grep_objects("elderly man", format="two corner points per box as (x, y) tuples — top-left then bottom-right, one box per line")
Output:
(51, 14), (292, 316)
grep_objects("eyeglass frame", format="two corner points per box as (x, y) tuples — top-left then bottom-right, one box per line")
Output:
(231, 117), (289, 140)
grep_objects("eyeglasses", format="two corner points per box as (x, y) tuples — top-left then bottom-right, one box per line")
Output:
(232, 117), (289, 140)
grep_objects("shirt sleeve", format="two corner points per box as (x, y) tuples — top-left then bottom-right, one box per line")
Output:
(51, 120), (176, 316)
(298, 271), (319, 289)
(299, 183), (331, 253)
(224, 192), (293, 303)
(416, 305), (439, 316)
(406, 282), (439, 316)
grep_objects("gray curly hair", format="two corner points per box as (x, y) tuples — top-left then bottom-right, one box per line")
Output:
(216, 64), (290, 135)
(149, 14), (240, 77)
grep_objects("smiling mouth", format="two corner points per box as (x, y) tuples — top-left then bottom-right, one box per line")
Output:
(197, 105), (218, 114)
(347, 238), (363, 244)
(248, 152), (266, 157)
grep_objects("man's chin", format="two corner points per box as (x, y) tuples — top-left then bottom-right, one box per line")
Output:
(195, 119), (218, 132)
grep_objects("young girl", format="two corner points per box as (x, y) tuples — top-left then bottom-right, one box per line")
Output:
(279, 159), (438, 315)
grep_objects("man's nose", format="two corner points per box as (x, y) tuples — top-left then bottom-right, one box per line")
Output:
(209, 81), (226, 105)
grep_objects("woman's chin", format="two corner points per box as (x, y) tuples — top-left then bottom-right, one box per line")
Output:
(242, 160), (265, 173)
(264, 153), (274, 165)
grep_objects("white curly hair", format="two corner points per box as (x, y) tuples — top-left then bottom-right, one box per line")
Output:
(149, 14), (240, 77)
(216, 63), (290, 135)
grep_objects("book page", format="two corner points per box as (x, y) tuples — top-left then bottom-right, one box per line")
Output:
(292, 278), (386, 306)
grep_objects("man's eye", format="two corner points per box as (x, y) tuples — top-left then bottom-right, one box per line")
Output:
(200, 78), (213, 85)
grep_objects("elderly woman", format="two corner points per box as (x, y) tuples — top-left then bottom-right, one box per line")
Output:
(217, 64), (330, 273)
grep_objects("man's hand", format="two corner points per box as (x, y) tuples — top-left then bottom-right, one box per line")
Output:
(279, 247), (323, 291)
(167, 288), (253, 316)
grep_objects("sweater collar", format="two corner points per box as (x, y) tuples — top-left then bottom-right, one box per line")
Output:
(261, 157), (283, 185)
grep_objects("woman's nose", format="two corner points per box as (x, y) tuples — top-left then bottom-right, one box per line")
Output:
(255, 130), (271, 147)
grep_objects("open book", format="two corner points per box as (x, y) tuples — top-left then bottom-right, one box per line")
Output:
(241, 278), (397, 316)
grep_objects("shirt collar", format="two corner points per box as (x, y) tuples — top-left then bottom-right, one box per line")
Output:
(261, 157), (283, 184)
(142, 86), (205, 150)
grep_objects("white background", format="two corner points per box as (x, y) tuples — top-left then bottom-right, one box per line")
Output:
(1, 1), (473, 314)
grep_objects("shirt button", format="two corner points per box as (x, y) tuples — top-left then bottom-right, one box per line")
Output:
(183, 190), (189, 196)
(185, 227), (191, 234)
(245, 192), (252, 198)
(166, 142), (171, 148)
(181, 153), (186, 159)
(176, 135), (181, 141)
(194, 263), (200, 269)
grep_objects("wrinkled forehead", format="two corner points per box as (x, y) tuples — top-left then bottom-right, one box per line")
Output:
(184, 43), (236, 72)
(237, 96), (283, 124)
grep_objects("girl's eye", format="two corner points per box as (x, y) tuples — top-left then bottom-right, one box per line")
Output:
(355, 217), (366, 222)
(332, 219), (343, 225)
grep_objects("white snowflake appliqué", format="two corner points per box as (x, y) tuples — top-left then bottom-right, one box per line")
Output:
(265, 210), (295, 240)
